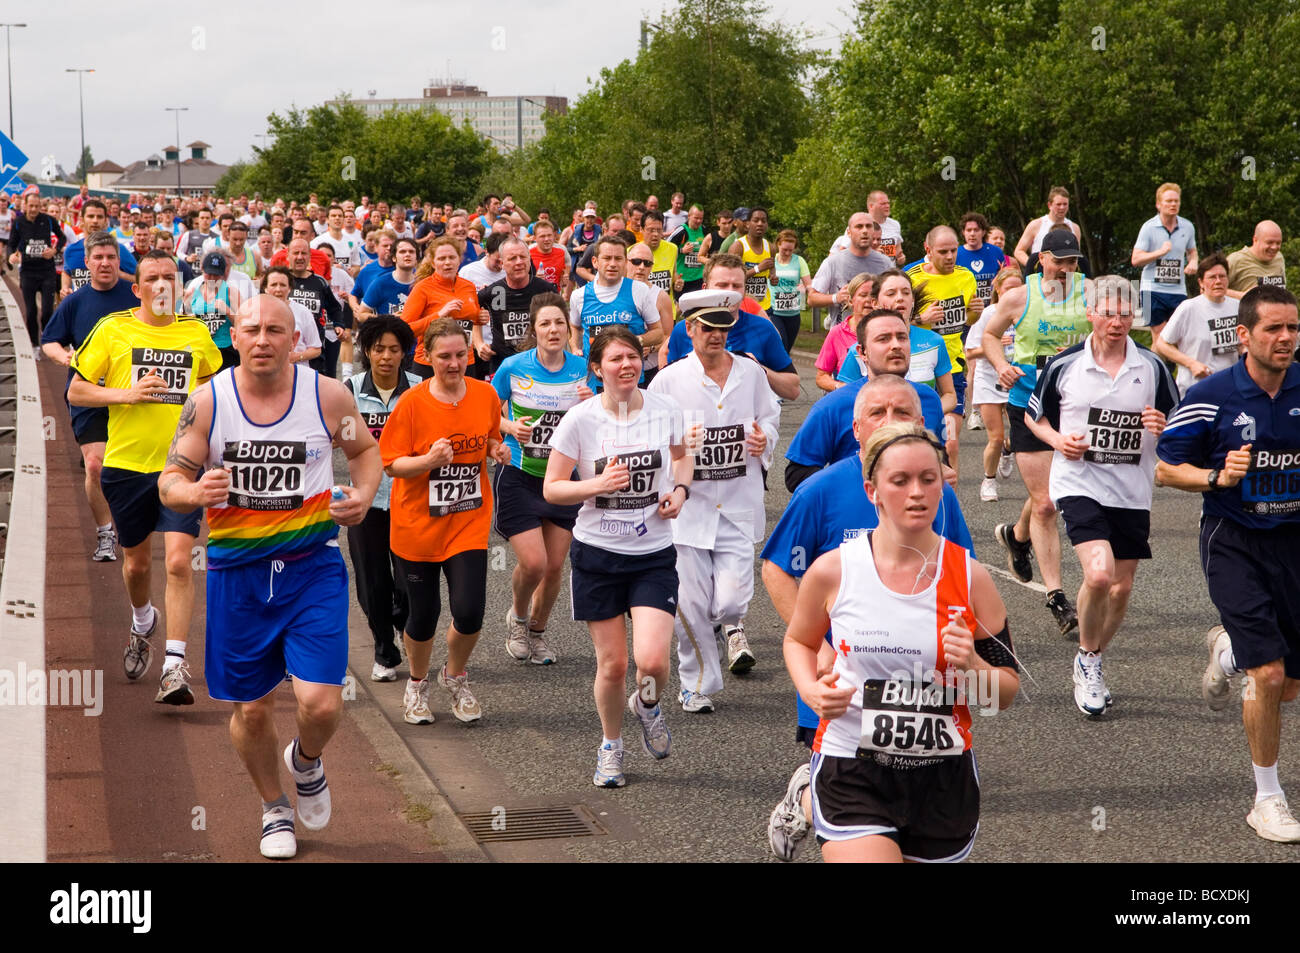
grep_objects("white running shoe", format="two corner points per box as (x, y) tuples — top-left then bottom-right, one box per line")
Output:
(505, 609), (531, 661)
(1072, 652), (1107, 716)
(439, 665), (483, 722)
(1202, 625), (1235, 712)
(997, 450), (1015, 480)
(1247, 794), (1300, 843)
(283, 739), (331, 831)
(979, 477), (999, 502)
(92, 527), (117, 562)
(966, 413), (984, 431)
(371, 661), (398, 682)
(726, 623), (756, 674)
(403, 678), (434, 725)
(768, 762), (811, 861)
(627, 691), (671, 759)
(678, 688), (716, 713)
(593, 743), (626, 788)
(260, 804), (297, 859)
(528, 630), (556, 665)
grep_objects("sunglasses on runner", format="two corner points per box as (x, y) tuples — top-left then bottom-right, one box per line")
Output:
(628, 257), (653, 267)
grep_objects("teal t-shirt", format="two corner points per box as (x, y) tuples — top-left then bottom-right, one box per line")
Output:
(491, 349), (589, 476)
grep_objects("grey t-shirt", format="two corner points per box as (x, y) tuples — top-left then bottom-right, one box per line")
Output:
(811, 248), (896, 326)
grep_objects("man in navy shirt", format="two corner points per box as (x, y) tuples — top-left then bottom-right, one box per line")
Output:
(1157, 284), (1300, 843)
(40, 231), (140, 562)
(783, 309), (947, 492)
(761, 374), (974, 861)
(664, 254), (800, 400)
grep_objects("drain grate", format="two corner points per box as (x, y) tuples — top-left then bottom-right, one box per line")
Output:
(458, 805), (606, 843)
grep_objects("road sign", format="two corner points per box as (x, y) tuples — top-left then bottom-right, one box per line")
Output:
(0, 128), (28, 185)
(0, 174), (23, 196)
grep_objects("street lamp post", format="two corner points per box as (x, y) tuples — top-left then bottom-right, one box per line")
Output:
(1, 23), (26, 140)
(165, 106), (188, 200)
(65, 68), (93, 184)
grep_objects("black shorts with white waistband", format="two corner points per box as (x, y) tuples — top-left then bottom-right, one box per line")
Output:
(569, 539), (678, 621)
(809, 749), (980, 862)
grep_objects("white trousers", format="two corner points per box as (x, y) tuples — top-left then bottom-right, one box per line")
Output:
(673, 516), (755, 697)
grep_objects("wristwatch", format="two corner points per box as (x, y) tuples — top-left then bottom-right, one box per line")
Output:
(1207, 468), (1221, 490)
(673, 483), (690, 501)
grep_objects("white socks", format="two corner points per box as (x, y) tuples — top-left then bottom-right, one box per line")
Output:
(131, 603), (154, 632)
(1254, 763), (1283, 802)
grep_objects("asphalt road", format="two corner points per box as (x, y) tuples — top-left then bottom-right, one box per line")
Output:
(339, 362), (1300, 862)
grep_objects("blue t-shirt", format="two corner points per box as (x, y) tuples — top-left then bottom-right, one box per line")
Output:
(760, 454), (975, 729)
(956, 243), (1007, 300)
(785, 375), (946, 469)
(1135, 215), (1197, 297)
(1158, 360), (1300, 530)
(362, 270), (414, 315)
(665, 304), (796, 374)
(41, 280), (141, 431)
(838, 324), (951, 387)
(491, 349), (590, 475)
(352, 261), (395, 303)
(62, 238), (138, 292)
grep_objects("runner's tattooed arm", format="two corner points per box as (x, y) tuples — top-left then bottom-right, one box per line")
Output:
(158, 386), (228, 512)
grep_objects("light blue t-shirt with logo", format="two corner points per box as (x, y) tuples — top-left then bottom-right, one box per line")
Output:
(491, 349), (590, 476)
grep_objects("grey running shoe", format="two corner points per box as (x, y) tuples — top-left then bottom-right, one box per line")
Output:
(528, 630), (556, 665)
(439, 665), (483, 722)
(92, 527), (117, 562)
(505, 610), (531, 661)
(155, 662), (195, 705)
(768, 762), (811, 861)
(628, 691), (671, 759)
(124, 608), (158, 681)
(1203, 625), (1235, 712)
(726, 623), (756, 674)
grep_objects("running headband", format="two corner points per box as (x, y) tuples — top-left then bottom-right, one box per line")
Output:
(866, 432), (945, 481)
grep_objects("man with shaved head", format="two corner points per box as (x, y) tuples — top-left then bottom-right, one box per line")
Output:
(1228, 221), (1286, 299)
(906, 224), (982, 475)
(159, 292), (380, 859)
(808, 211), (894, 327)
(287, 237), (342, 374)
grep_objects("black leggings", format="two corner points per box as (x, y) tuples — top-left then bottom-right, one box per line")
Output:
(393, 550), (488, 642)
(771, 311), (801, 353)
(347, 507), (407, 665)
(20, 271), (57, 347)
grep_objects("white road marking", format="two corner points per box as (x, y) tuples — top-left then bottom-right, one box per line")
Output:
(982, 562), (1048, 594)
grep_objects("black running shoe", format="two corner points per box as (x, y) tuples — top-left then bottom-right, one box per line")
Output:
(995, 523), (1034, 583)
(1046, 589), (1079, 636)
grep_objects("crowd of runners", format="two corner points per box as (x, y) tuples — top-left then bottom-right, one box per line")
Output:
(12, 178), (1298, 862)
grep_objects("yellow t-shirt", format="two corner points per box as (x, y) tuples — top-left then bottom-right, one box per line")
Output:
(648, 240), (679, 303)
(72, 309), (222, 473)
(736, 236), (773, 310)
(906, 264), (978, 374)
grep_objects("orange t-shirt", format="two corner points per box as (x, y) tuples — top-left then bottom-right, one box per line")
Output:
(380, 378), (502, 562)
(401, 274), (481, 366)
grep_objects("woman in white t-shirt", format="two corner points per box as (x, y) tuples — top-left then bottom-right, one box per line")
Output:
(1153, 253), (1239, 397)
(544, 325), (693, 789)
(964, 267), (1023, 501)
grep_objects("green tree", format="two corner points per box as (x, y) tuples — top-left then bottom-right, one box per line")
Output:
(771, 0), (1300, 273)
(505, 0), (819, 221)
(74, 145), (94, 183)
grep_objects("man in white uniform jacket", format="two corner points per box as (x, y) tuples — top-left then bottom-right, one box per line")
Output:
(649, 290), (781, 712)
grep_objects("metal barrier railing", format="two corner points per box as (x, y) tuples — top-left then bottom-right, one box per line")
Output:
(0, 278), (46, 862)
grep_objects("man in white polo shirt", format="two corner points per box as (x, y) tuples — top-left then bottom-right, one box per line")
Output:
(1025, 276), (1179, 717)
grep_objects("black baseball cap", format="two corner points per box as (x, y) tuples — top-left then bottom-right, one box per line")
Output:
(1040, 229), (1082, 259)
(201, 251), (227, 275)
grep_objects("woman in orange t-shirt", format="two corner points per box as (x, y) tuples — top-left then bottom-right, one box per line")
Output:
(400, 236), (480, 378)
(380, 317), (508, 725)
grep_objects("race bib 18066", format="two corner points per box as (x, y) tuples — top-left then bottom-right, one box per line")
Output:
(594, 450), (661, 510)
(693, 424), (746, 481)
(1242, 449), (1300, 516)
(857, 677), (960, 759)
(1083, 407), (1142, 465)
(130, 347), (193, 405)
(428, 461), (483, 516)
(223, 439), (306, 511)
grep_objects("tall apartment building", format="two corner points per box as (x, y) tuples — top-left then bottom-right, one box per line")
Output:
(326, 81), (567, 152)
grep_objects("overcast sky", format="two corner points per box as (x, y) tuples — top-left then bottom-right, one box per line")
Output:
(6, 0), (855, 175)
